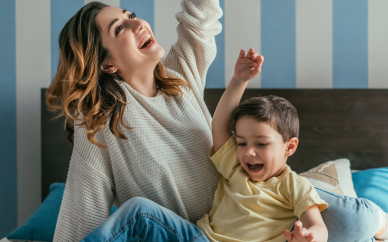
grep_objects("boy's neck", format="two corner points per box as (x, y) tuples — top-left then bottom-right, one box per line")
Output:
(263, 164), (287, 182)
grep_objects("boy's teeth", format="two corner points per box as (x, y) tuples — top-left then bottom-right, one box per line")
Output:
(247, 163), (264, 170)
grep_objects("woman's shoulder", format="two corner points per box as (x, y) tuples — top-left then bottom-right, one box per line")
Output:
(71, 125), (115, 181)
(73, 122), (111, 159)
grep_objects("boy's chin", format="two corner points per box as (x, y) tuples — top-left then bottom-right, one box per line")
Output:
(249, 177), (263, 182)
(247, 173), (265, 182)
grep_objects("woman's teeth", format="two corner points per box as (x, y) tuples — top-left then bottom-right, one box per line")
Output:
(139, 34), (152, 49)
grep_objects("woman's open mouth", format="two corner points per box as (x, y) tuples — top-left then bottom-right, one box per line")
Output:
(139, 34), (154, 49)
(246, 163), (264, 172)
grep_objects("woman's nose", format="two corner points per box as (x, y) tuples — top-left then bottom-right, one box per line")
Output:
(130, 20), (143, 34)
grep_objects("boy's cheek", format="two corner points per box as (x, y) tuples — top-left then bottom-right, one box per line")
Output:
(237, 153), (247, 167)
(236, 154), (244, 165)
(236, 149), (243, 161)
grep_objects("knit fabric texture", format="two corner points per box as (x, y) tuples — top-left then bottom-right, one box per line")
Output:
(53, 0), (223, 241)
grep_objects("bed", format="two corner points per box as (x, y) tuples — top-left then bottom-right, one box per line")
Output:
(40, 88), (388, 199)
(5, 88), (388, 241)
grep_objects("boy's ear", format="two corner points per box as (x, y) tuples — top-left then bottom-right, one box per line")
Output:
(285, 137), (298, 157)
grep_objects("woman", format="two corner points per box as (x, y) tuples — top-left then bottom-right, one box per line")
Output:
(47, 1), (387, 241)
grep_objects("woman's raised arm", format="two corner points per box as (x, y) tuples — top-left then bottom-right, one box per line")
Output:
(163, 0), (223, 94)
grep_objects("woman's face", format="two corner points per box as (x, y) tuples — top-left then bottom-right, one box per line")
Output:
(96, 6), (165, 75)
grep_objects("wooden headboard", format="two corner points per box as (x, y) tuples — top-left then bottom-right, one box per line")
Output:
(41, 88), (388, 201)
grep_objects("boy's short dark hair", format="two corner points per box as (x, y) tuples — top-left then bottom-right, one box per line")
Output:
(233, 95), (299, 142)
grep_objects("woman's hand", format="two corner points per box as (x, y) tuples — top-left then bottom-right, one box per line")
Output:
(284, 220), (317, 242)
(232, 48), (264, 82)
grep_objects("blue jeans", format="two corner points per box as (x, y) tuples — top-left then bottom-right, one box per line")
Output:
(81, 197), (207, 242)
(82, 188), (384, 242)
(315, 187), (383, 242)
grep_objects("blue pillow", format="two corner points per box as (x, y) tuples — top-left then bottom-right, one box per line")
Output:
(352, 167), (388, 213)
(7, 183), (116, 242)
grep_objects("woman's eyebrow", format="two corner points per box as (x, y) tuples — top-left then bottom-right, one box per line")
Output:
(108, 9), (129, 34)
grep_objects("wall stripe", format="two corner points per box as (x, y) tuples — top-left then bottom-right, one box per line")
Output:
(368, 0), (388, 88)
(85, 0), (120, 7)
(333, 0), (368, 88)
(206, 0), (225, 88)
(16, 0), (51, 226)
(225, 0), (261, 88)
(0, 0), (17, 237)
(296, 0), (332, 88)
(261, 0), (296, 88)
(121, 0), (154, 31)
(154, 0), (181, 59)
(51, 0), (84, 81)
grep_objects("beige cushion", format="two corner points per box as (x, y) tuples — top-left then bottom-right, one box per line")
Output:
(299, 158), (358, 198)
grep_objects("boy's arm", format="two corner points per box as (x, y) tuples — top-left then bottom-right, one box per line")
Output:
(211, 76), (248, 152)
(300, 205), (328, 242)
(212, 49), (264, 152)
(284, 205), (328, 242)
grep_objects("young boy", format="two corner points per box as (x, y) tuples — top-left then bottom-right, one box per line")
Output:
(196, 48), (329, 242)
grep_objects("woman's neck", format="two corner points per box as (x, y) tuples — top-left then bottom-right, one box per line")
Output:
(122, 70), (158, 97)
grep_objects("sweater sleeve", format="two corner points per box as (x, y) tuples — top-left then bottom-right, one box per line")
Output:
(163, 0), (223, 94)
(53, 127), (115, 242)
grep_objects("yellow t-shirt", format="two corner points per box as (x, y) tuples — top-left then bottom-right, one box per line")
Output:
(197, 135), (328, 242)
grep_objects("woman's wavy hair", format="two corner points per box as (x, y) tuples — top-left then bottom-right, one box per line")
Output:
(46, 1), (188, 149)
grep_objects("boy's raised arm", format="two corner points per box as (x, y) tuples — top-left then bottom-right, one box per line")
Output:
(212, 49), (264, 152)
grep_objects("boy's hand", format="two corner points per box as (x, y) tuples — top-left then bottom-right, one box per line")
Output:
(284, 221), (317, 242)
(233, 48), (264, 82)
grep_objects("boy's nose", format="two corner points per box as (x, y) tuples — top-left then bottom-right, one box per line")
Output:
(244, 146), (256, 156)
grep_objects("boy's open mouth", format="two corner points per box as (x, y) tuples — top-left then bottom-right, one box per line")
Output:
(247, 163), (264, 171)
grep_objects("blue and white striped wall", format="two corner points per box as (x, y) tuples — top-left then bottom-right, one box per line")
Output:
(1, 0), (388, 237)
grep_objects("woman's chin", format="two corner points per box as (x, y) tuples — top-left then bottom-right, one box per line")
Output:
(154, 46), (165, 60)
(146, 50), (165, 63)
(140, 43), (165, 59)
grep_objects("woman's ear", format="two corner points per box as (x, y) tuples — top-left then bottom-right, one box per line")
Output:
(285, 137), (299, 157)
(100, 61), (117, 74)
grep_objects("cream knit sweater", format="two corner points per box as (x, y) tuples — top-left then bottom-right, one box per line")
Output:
(53, 0), (223, 241)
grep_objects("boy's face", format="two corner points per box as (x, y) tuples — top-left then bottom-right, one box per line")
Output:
(235, 117), (298, 182)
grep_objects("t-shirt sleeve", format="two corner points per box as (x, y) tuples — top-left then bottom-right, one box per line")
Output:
(208, 135), (240, 180)
(285, 172), (328, 219)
